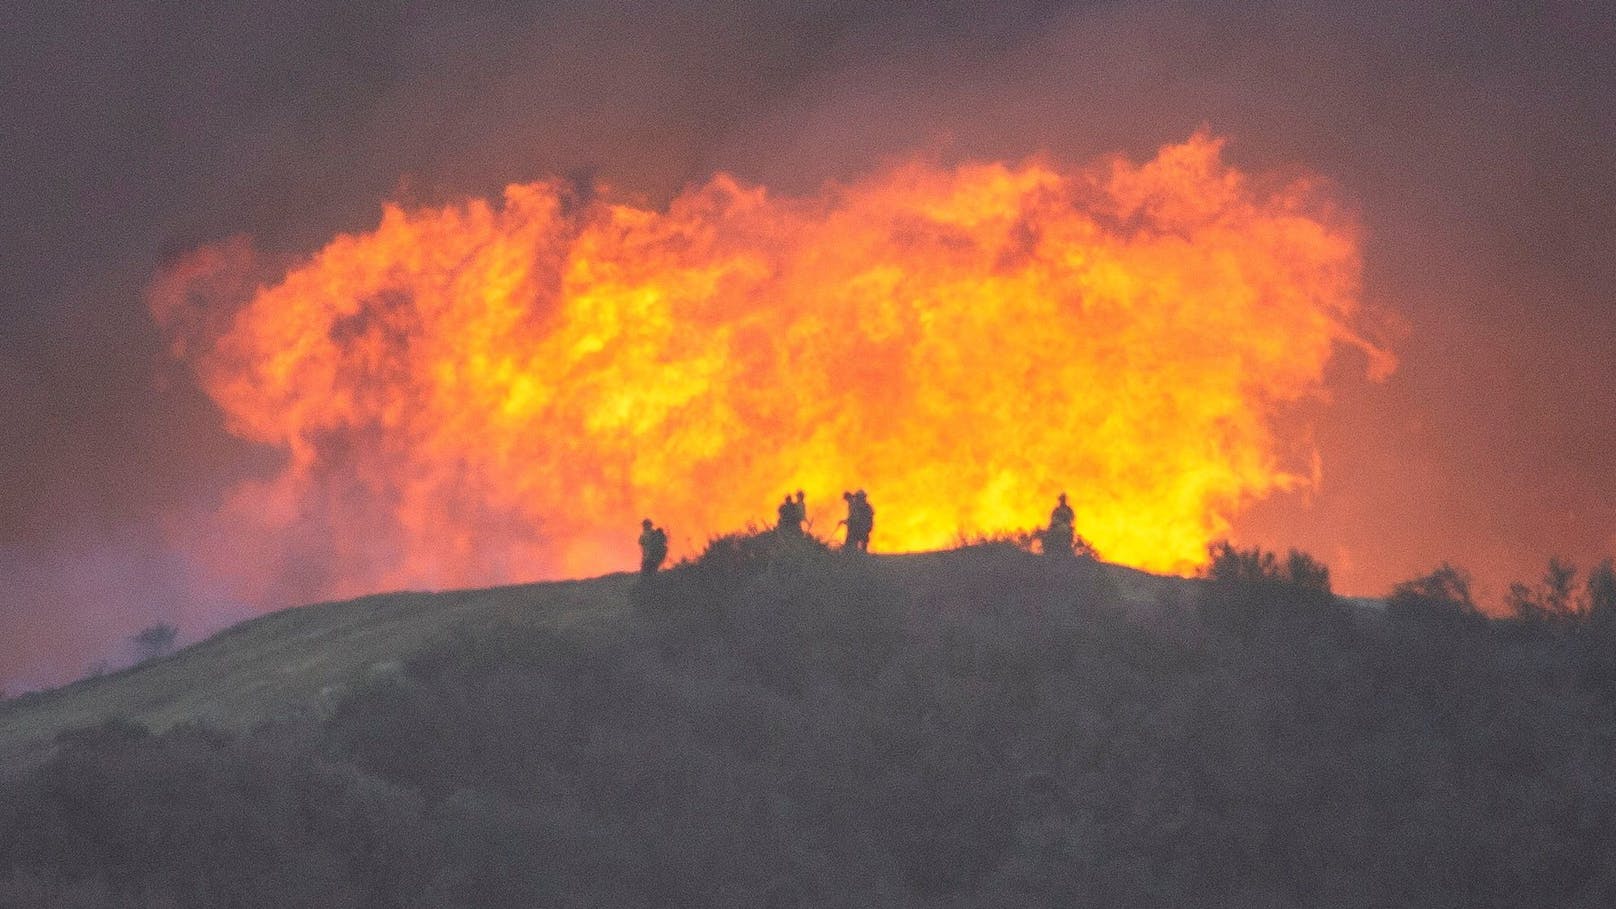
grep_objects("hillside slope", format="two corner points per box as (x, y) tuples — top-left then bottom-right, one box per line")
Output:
(0, 547), (1182, 769)
(0, 574), (638, 768)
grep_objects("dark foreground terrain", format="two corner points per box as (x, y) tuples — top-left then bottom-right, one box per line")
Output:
(4, 535), (1616, 907)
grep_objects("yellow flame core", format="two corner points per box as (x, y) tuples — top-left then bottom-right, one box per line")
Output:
(153, 134), (1390, 602)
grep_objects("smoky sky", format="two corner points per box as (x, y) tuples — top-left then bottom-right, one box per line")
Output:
(2, 0), (1613, 690)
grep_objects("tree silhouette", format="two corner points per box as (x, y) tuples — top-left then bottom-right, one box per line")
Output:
(131, 623), (179, 664)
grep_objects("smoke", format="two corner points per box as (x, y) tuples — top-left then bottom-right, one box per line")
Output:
(0, 533), (196, 691)
(3, 0), (1614, 689)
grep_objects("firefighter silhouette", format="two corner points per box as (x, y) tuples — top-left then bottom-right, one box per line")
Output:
(777, 493), (804, 535)
(839, 490), (874, 552)
(1044, 492), (1075, 557)
(638, 518), (669, 575)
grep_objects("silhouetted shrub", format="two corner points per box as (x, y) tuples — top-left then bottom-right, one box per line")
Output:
(1203, 541), (1281, 586)
(1589, 559), (1616, 627)
(1506, 557), (1582, 625)
(129, 623), (179, 664)
(956, 529), (1039, 552)
(1202, 542), (1331, 594)
(1387, 563), (1483, 623)
(0, 718), (436, 908)
(1283, 549), (1332, 593)
(636, 526), (835, 612)
(1197, 542), (1338, 639)
(953, 505), (1096, 561)
(1009, 525), (1099, 559)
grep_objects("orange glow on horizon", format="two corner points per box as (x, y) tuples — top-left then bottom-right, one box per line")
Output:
(150, 134), (1392, 604)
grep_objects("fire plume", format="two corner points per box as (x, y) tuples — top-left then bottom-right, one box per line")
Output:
(152, 134), (1390, 605)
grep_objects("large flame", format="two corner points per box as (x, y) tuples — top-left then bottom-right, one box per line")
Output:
(151, 134), (1391, 605)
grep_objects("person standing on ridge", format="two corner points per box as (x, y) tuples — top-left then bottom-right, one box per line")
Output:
(794, 490), (808, 532)
(837, 492), (855, 549)
(639, 518), (669, 576)
(1044, 492), (1075, 557)
(853, 490), (874, 552)
(777, 494), (802, 535)
(840, 490), (874, 552)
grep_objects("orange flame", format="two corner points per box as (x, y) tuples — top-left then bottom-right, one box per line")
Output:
(151, 134), (1391, 604)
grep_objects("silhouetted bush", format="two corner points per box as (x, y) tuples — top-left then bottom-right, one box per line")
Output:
(1505, 557), (1582, 626)
(0, 719), (437, 908)
(956, 528), (1038, 552)
(1203, 540), (1281, 586)
(129, 624), (179, 665)
(1386, 563), (1483, 624)
(1035, 527), (1098, 558)
(958, 527), (1100, 560)
(635, 526), (835, 612)
(1283, 548), (1332, 593)
(1589, 559), (1616, 627)
(1197, 542), (1340, 640)
(1202, 541), (1332, 595)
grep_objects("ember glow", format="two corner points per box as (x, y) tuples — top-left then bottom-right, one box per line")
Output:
(151, 134), (1391, 604)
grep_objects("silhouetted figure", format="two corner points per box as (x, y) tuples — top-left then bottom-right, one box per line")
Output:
(855, 490), (874, 551)
(1051, 492), (1075, 530)
(1044, 492), (1075, 557)
(794, 490), (807, 530)
(839, 489), (874, 552)
(777, 493), (804, 536)
(837, 492), (852, 545)
(639, 518), (669, 576)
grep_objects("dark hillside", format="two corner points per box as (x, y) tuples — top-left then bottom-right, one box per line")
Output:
(5, 536), (1616, 907)
(0, 576), (637, 768)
